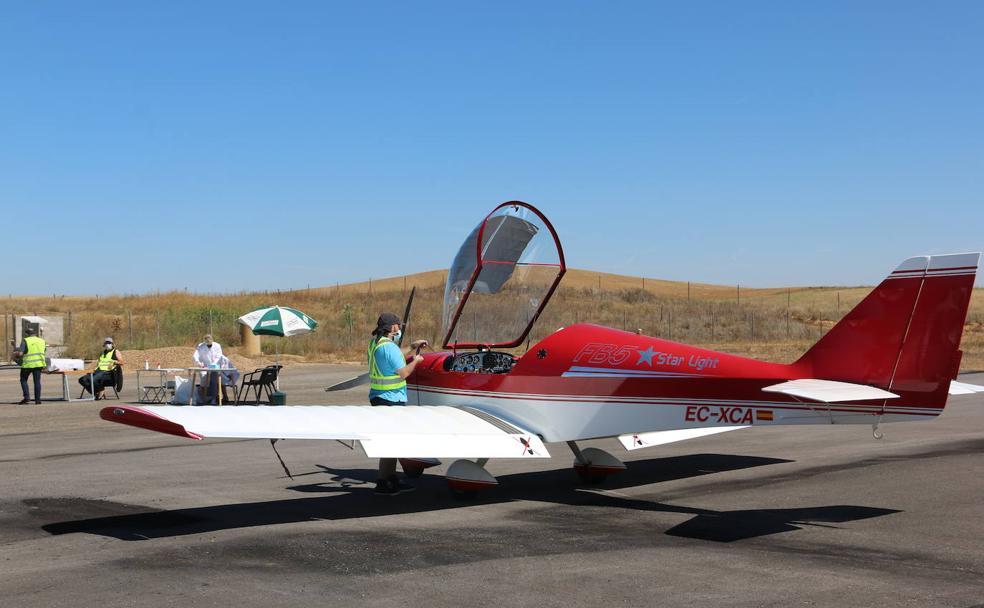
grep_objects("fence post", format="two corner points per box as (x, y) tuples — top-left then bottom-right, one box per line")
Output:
(156, 310), (161, 347)
(737, 284), (740, 305)
(127, 310), (133, 344)
(209, 308), (213, 336)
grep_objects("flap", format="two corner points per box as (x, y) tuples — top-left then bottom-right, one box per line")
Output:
(618, 427), (747, 451)
(949, 380), (984, 395)
(101, 404), (549, 459)
(762, 379), (899, 402)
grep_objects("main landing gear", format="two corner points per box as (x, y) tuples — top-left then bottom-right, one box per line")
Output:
(441, 442), (627, 499)
(569, 441), (626, 484)
(446, 459), (496, 500)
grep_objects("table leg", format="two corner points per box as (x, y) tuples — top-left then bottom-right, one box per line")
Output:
(189, 372), (196, 406)
(62, 373), (69, 402)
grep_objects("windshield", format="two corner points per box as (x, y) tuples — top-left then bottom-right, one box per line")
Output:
(442, 202), (565, 348)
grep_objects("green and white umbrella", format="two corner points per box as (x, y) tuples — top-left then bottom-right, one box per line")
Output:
(238, 306), (318, 337)
(238, 306), (318, 368)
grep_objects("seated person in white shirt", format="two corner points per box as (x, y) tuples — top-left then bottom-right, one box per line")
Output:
(217, 355), (240, 403)
(193, 334), (224, 404)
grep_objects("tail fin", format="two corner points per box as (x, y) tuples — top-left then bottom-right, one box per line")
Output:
(796, 253), (979, 406)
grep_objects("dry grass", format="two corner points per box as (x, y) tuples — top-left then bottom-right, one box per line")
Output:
(3, 268), (982, 371)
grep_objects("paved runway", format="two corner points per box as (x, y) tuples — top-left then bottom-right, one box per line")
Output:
(1, 365), (982, 607)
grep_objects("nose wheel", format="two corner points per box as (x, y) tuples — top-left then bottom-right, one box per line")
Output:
(399, 457), (441, 479)
(569, 443), (626, 484)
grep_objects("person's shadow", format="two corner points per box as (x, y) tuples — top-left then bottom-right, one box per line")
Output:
(35, 453), (899, 543)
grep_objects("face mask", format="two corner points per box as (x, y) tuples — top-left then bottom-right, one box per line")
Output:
(391, 330), (402, 343)
(104, 344), (113, 350)
(206, 342), (213, 348)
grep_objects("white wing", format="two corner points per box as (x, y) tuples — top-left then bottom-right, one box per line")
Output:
(618, 427), (747, 451)
(762, 379), (898, 402)
(949, 380), (984, 395)
(101, 405), (549, 459)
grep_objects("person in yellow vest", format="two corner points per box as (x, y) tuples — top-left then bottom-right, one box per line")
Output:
(368, 312), (428, 495)
(79, 337), (124, 399)
(15, 327), (46, 404)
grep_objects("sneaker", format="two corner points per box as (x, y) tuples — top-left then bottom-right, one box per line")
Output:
(374, 478), (398, 496)
(387, 475), (416, 494)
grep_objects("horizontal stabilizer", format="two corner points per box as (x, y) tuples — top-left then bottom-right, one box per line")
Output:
(618, 427), (747, 451)
(101, 405), (549, 459)
(949, 381), (984, 395)
(762, 379), (898, 402)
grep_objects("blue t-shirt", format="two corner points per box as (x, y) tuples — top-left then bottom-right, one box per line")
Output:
(368, 339), (407, 403)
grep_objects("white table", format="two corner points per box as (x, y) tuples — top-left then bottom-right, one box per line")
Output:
(47, 369), (96, 402)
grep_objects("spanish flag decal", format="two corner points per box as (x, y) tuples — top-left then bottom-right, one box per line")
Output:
(756, 410), (774, 422)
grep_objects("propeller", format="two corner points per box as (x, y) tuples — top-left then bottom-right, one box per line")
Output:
(323, 286), (417, 392)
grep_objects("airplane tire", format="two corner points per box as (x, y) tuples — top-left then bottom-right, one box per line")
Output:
(575, 468), (608, 485)
(451, 488), (478, 501)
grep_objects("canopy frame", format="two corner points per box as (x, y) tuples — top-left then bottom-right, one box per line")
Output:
(442, 201), (566, 349)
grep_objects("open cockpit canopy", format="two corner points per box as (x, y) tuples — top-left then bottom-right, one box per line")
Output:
(442, 202), (565, 348)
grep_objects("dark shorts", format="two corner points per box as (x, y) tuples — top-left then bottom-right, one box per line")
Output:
(370, 397), (406, 406)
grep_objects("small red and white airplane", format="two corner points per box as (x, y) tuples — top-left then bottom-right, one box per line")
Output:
(102, 202), (983, 495)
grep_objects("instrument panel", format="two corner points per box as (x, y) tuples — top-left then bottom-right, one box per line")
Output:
(444, 351), (517, 374)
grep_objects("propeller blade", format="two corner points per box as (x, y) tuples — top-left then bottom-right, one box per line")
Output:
(323, 372), (370, 392)
(399, 286), (416, 347)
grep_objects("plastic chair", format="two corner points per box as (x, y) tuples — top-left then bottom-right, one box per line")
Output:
(238, 365), (282, 404)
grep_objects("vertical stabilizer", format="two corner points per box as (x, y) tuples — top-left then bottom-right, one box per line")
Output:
(796, 253), (978, 408)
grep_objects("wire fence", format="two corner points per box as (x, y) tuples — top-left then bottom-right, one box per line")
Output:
(3, 279), (982, 365)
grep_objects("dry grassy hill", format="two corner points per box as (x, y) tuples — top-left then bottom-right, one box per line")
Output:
(4, 268), (982, 370)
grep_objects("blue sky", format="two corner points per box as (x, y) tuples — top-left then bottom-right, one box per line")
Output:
(2, 1), (981, 294)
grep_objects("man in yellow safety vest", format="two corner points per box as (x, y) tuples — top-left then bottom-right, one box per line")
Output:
(368, 312), (428, 495)
(15, 327), (46, 404)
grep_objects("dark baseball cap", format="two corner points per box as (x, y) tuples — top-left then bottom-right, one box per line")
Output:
(376, 312), (401, 329)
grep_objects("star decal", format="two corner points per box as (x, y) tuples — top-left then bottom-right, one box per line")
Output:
(637, 347), (657, 366)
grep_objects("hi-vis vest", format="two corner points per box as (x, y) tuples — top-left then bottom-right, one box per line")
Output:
(97, 349), (118, 371)
(21, 336), (46, 369)
(368, 337), (406, 392)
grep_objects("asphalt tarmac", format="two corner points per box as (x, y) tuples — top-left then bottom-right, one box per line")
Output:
(1, 365), (982, 608)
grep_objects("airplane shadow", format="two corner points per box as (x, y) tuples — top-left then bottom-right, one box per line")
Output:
(37, 453), (900, 543)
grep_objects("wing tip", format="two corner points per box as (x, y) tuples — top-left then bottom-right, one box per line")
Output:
(99, 405), (203, 440)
